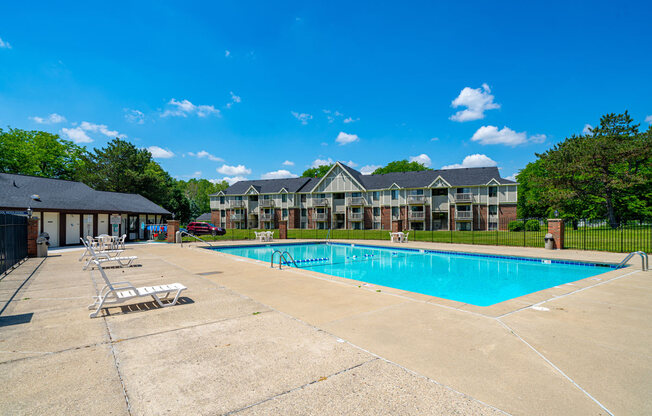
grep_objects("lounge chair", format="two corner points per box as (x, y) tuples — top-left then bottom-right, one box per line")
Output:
(79, 237), (124, 261)
(88, 260), (186, 318)
(81, 239), (138, 271)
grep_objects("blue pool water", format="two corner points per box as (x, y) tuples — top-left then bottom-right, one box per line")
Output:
(211, 243), (616, 306)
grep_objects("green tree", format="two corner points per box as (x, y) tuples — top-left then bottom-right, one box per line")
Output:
(0, 127), (86, 179)
(177, 178), (228, 214)
(302, 164), (333, 178)
(372, 160), (432, 175)
(516, 112), (652, 225)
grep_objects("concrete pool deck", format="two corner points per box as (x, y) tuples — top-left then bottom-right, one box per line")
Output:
(1, 240), (650, 415)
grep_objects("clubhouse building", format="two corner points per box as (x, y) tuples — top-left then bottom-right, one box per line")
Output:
(210, 162), (518, 232)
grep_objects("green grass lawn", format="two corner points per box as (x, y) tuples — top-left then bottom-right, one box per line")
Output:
(181, 225), (650, 253)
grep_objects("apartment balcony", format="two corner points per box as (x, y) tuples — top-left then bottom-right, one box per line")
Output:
(231, 213), (245, 221)
(455, 211), (473, 221)
(407, 195), (426, 205)
(315, 213), (328, 221)
(259, 200), (275, 208)
(230, 200), (245, 208)
(408, 211), (425, 220)
(347, 197), (365, 206)
(348, 212), (363, 221)
(260, 213), (274, 221)
(454, 193), (473, 203)
(313, 198), (329, 207)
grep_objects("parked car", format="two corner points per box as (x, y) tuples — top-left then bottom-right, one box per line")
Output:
(186, 222), (226, 236)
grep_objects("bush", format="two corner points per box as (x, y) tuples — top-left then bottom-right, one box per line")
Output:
(525, 219), (540, 231)
(508, 220), (524, 231)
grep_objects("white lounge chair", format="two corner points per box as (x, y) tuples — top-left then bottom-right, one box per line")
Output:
(81, 239), (138, 271)
(88, 260), (187, 318)
(79, 237), (124, 261)
(254, 231), (265, 242)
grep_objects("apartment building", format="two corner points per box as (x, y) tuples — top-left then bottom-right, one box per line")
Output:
(209, 162), (518, 232)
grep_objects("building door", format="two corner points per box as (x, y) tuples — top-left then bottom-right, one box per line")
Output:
(98, 214), (109, 235)
(128, 215), (138, 240)
(66, 214), (81, 245)
(43, 212), (59, 247)
(83, 214), (94, 239)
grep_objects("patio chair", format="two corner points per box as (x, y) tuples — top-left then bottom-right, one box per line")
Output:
(88, 260), (186, 318)
(254, 231), (265, 241)
(81, 239), (138, 271)
(79, 237), (124, 261)
(401, 232), (410, 243)
(266, 231), (274, 242)
(117, 234), (127, 250)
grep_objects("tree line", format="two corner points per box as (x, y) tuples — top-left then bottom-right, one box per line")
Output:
(0, 128), (228, 223)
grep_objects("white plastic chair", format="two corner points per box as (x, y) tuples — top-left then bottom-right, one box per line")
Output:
(88, 260), (186, 318)
(79, 237), (124, 261)
(81, 238), (138, 271)
(401, 232), (410, 243)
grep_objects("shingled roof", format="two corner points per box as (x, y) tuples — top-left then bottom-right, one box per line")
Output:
(217, 162), (516, 195)
(0, 173), (170, 214)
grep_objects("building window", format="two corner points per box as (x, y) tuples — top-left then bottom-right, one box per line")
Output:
(301, 208), (307, 216)
(334, 193), (344, 200)
(374, 221), (381, 230)
(301, 222), (307, 229)
(372, 191), (380, 201)
(373, 207), (380, 217)
(249, 195), (258, 201)
(235, 196), (242, 200)
(391, 190), (398, 200)
(220, 210), (225, 217)
(301, 194), (307, 202)
(219, 196), (225, 204)
(488, 205), (498, 215)
(489, 187), (497, 197)
(432, 188), (446, 196)
(281, 194), (287, 203)
(282, 209), (288, 219)
(456, 222), (471, 231)
(410, 189), (424, 195)
(488, 222), (498, 231)
(391, 207), (399, 219)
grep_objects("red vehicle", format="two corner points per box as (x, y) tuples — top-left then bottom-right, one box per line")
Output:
(186, 222), (226, 236)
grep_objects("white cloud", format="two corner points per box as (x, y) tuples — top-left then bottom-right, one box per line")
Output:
(311, 157), (333, 168)
(60, 127), (92, 143)
(0, 37), (11, 49)
(343, 117), (359, 123)
(80, 121), (126, 138)
(335, 131), (359, 145)
(470, 125), (545, 146)
(505, 174), (517, 182)
(188, 150), (223, 162)
(645, 115), (652, 124)
(193, 171), (202, 176)
(225, 50), (231, 57)
(148, 146), (175, 158)
(431, 137), (439, 142)
(31, 113), (66, 124)
(220, 176), (248, 185)
(442, 154), (498, 170)
(409, 153), (432, 167)
(161, 98), (220, 118)
(345, 160), (358, 168)
(124, 108), (145, 124)
(225, 92), (241, 109)
(360, 165), (381, 175)
(217, 164), (252, 176)
(450, 83), (500, 122)
(282, 160), (294, 166)
(291, 111), (313, 125)
(261, 169), (298, 179)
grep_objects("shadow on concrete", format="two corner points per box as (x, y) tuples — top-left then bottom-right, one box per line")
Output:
(103, 297), (195, 317)
(0, 312), (34, 327)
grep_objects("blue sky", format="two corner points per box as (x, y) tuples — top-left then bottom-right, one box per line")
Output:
(1, 1), (650, 184)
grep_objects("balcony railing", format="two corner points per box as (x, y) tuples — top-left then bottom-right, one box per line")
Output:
(408, 211), (425, 220)
(454, 193), (473, 203)
(348, 212), (363, 221)
(313, 198), (329, 207)
(407, 195), (426, 204)
(231, 213), (245, 221)
(259, 200), (275, 208)
(347, 197), (365, 206)
(260, 213), (274, 221)
(315, 213), (328, 221)
(455, 211), (473, 220)
(230, 200), (245, 208)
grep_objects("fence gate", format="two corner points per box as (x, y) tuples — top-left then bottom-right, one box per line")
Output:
(0, 212), (28, 275)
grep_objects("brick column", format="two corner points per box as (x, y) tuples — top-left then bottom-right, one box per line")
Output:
(547, 219), (565, 249)
(279, 221), (287, 239)
(27, 217), (39, 257)
(166, 220), (180, 243)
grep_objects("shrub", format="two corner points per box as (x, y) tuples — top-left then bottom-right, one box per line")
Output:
(525, 219), (540, 231)
(508, 220), (524, 231)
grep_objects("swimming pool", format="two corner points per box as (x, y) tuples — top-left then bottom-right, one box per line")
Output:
(211, 242), (617, 306)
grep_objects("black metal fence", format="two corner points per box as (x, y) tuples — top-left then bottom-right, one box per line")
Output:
(0, 212), (28, 275)
(180, 218), (651, 253)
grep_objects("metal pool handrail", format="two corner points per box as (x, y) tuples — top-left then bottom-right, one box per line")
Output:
(617, 251), (648, 271)
(270, 250), (299, 269)
(180, 231), (214, 247)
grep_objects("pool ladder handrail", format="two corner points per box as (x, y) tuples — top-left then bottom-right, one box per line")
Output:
(326, 228), (331, 242)
(616, 251), (648, 271)
(179, 230), (214, 247)
(270, 250), (299, 269)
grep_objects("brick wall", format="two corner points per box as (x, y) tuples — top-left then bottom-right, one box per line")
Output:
(499, 205), (517, 231)
(363, 207), (373, 229)
(476, 205), (487, 231)
(288, 208), (299, 229)
(225, 210), (232, 229)
(27, 218), (39, 257)
(381, 206), (391, 230)
(399, 206), (408, 230)
(548, 219), (565, 249)
(307, 208), (314, 229)
(424, 205), (431, 230)
(274, 208), (282, 228)
(211, 210), (220, 227)
(449, 206), (456, 231)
